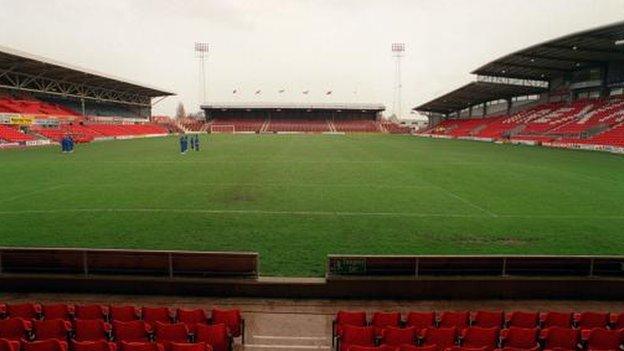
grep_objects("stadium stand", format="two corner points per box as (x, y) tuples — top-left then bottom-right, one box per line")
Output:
(418, 97), (624, 148)
(331, 309), (624, 351)
(265, 118), (331, 132)
(334, 119), (380, 133)
(0, 302), (242, 351)
(414, 21), (624, 153)
(0, 96), (78, 116)
(0, 125), (35, 142)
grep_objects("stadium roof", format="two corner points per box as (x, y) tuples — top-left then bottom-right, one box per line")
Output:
(413, 81), (547, 114)
(472, 21), (624, 81)
(0, 45), (173, 106)
(201, 102), (385, 111)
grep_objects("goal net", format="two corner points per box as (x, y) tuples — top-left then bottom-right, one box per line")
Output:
(210, 125), (235, 134)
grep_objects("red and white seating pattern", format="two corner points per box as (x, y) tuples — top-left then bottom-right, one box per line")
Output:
(420, 97), (624, 149)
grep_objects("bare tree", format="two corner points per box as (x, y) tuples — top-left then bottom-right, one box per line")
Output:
(175, 102), (186, 119)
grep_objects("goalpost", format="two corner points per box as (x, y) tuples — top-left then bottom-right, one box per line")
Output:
(210, 125), (235, 134)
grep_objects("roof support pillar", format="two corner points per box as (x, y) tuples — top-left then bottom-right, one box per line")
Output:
(468, 106), (473, 118)
(483, 102), (487, 117)
(80, 97), (86, 116)
(506, 98), (512, 115)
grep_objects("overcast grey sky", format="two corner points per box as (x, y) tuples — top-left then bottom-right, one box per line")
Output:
(0, 0), (623, 117)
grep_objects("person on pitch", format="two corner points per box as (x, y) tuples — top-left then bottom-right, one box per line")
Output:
(194, 134), (200, 151)
(180, 134), (188, 154)
(61, 135), (68, 153)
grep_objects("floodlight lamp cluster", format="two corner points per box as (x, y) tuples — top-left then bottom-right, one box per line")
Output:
(194, 42), (210, 53)
(391, 43), (405, 52)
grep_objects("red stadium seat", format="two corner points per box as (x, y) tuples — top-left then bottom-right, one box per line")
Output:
(583, 328), (623, 351)
(73, 319), (112, 342)
(194, 324), (229, 351)
(540, 327), (580, 351)
(175, 309), (207, 334)
(70, 340), (117, 351)
(505, 312), (539, 328)
(5, 304), (41, 320)
(166, 343), (212, 351)
(421, 327), (459, 351)
(153, 322), (188, 344)
(473, 312), (504, 328)
(42, 304), (74, 320)
(372, 312), (402, 337)
(439, 312), (470, 329)
(334, 311), (368, 343)
(380, 326), (417, 346)
(457, 327), (499, 351)
(22, 339), (68, 351)
(0, 318), (32, 341)
(573, 312), (609, 330)
(112, 321), (151, 343)
(117, 341), (163, 351)
(110, 307), (139, 322)
(406, 312), (436, 331)
(210, 309), (243, 340)
(541, 312), (573, 328)
(142, 308), (171, 327)
(338, 325), (375, 351)
(32, 319), (71, 340)
(75, 305), (109, 321)
(497, 327), (539, 351)
(612, 313), (624, 330)
(0, 338), (20, 351)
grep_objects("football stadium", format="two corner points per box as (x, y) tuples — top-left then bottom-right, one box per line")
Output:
(1, 1), (624, 351)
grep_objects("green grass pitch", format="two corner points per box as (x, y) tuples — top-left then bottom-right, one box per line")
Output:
(2, 134), (624, 277)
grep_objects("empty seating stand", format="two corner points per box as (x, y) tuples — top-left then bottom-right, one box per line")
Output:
(0, 302), (243, 351)
(418, 97), (624, 151)
(333, 310), (624, 351)
(0, 125), (35, 143)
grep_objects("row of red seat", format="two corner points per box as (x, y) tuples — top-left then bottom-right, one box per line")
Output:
(420, 98), (624, 145)
(266, 119), (330, 132)
(0, 338), (212, 351)
(0, 318), (228, 351)
(207, 118), (398, 133)
(0, 97), (78, 116)
(0, 304), (243, 342)
(0, 125), (35, 143)
(338, 326), (623, 351)
(333, 311), (624, 342)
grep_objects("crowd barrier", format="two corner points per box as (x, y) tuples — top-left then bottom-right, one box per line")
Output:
(0, 247), (258, 279)
(327, 255), (624, 278)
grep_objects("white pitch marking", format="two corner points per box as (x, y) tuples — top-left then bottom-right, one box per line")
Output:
(437, 188), (498, 218)
(0, 208), (624, 220)
(0, 208), (488, 218)
(0, 184), (66, 204)
(69, 182), (436, 190)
